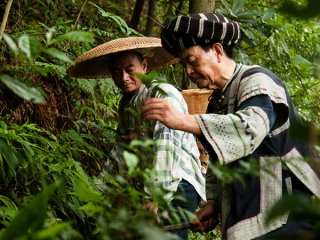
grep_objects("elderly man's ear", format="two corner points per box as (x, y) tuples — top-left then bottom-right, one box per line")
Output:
(211, 43), (224, 63)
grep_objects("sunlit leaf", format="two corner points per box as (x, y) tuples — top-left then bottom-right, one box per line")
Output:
(33, 222), (72, 239)
(79, 202), (104, 217)
(18, 35), (41, 59)
(2, 34), (18, 55)
(74, 178), (102, 202)
(45, 27), (56, 44)
(56, 31), (95, 42)
(0, 121), (7, 130)
(0, 75), (46, 104)
(43, 48), (73, 63)
(124, 151), (139, 173)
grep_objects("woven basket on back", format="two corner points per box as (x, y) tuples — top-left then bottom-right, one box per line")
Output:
(181, 89), (213, 170)
(181, 89), (213, 114)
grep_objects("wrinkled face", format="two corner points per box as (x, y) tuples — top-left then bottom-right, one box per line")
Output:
(109, 52), (147, 96)
(179, 45), (221, 89)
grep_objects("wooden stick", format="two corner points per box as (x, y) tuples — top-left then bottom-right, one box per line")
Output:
(163, 222), (192, 231)
(0, 0), (14, 41)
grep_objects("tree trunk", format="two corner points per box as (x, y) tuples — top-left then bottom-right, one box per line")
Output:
(189, 0), (215, 14)
(145, 0), (156, 36)
(129, 0), (145, 30)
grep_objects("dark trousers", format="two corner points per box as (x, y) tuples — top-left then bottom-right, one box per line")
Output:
(163, 179), (201, 240)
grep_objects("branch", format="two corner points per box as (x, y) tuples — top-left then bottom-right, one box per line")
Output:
(0, 0), (14, 41)
(72, 0), (88, 31)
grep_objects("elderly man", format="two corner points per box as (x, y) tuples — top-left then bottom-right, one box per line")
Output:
(142, 14), (320, 240)
(68, 37), (206, 240)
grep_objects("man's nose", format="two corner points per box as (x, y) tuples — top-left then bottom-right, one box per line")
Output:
(121, 70), (130, 81)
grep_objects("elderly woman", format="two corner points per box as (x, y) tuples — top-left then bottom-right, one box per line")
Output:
(142, 14), (320, 240)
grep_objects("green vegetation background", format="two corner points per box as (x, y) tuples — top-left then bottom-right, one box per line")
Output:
(0, 0), (319, 239)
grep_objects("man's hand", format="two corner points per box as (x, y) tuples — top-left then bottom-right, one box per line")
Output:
(143, 202), (160, 224)
(141, 98), (202, 136)
(190, 201), (220, 232)
(141, 98), (183, 129)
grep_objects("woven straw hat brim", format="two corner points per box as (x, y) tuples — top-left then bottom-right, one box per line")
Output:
(67, 37), (178, 79)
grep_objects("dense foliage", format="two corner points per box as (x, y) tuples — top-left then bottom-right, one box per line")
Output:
(0, 0), (319, 239)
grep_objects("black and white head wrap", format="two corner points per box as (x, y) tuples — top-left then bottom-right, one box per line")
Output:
(161, 13), (240, 56)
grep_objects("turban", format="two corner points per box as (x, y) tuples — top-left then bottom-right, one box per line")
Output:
(161, 13), (241, 56)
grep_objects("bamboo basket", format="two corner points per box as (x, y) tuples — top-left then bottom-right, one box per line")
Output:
(181, 89), (213, 114)
(181, 89), (213, 170)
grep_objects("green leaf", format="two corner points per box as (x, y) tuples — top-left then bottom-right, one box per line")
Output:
(45, 27), (56, 44)
(2, 34), (18, 55)
(73, 178), (102, 202)
(240, 29), (256, 46)
(43, 48), (73, 63)
(56, 31), (95, 42)
(0, 121), (8, 130)
(90, 3), (139, 36)
(280, 37), (289, 55)
(0, 183), (59, 240)
(0, 139), (17, 175)
(19, 139), (35, 160)
(18, 35), (41, 60)
(220, 0), (233, 15)
(0, 195), (19, 224)
(146, 71), (159, 82)
(124, 151), (139, 173)
(152, 85), (168, 97)
(292, 54), (312, 66)
(33, 222), (71, 239)
(136, 71), (160, 88)
(0, 195), (18, 210)
(262, 8), (275, 21)
(79, 202), (104, 217)
(0, 74), (46, 104)
(292, 54), (314, 75)
(232, 0), (244, 15)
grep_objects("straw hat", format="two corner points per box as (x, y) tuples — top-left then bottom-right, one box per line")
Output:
(67, 37), (179, 79)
